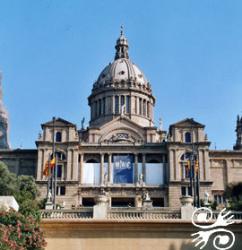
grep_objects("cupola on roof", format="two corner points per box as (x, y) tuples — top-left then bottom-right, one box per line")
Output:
(93, 27), (150, 90)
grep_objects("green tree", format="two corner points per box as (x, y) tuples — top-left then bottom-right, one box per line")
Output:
(0, 161), (46, 249)
(0, 162), (17, 196)
(15, 175), (40, 219)
(225, 182), (242, 211)
(0, 209), (46, 250)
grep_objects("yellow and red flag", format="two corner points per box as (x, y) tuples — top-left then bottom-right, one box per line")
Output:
(195, 160), (199, 174)
(187, 160), (191, 169)
(43, 157), (56, 176)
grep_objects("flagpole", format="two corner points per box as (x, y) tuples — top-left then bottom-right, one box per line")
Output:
(196, 155), (201, 207)
(189, 156), (193, 197)
(191, 128), (197, 207)
(52, 117), (56, 209)
(47, 154), (51, 199)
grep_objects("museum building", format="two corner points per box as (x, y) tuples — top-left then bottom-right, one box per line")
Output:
(1, 30), (242, 209)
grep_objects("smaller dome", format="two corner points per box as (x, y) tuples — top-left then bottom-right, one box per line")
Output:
(96, 58), (148, 87)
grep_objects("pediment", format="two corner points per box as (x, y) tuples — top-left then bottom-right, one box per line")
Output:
(98, 116), (145, 144)
(41, 117), (76, 128)
(170, 118), (204, 128)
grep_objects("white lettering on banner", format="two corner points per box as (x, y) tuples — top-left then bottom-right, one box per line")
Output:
(113, 160), (131, 170)
(191, 207), (235, 250)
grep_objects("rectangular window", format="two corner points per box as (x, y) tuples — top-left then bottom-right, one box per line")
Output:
(135, 97), (137, 114)
(94, 101), (97, 118)
(181, 186), (192, 196)
(60, 186), (66, 195)
(152, 198), (165, 207)
(143, 100), (146, 116)
(214, 194), (225, 204)
(145, 163), (164, 185)
(139, 98), (142, 115)
(147, 102), (150, 117)
(56, 186), (66, 196)
(82, 198), (95, 207)
(115, 96), (119, 114)
(126, 96), (130, 113)
(181, 186), (186, 196)
(98, 99), (101, 116)
(102, 97), (105, 115)
(82, 163), (100, 185)
(111, 198), (135, 207)
(57, 164), (62, 178)
(121, 95), (125, 109)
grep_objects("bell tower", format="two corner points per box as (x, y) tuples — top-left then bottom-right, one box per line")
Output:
(234, 115), (242, 150)
(0, 73), (9, 149)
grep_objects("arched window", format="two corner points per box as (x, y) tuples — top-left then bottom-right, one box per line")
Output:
(185, 132), (191, 143)
(56, 132), (62, 142)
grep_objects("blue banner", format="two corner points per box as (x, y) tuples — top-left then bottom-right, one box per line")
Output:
(113, 155), (134, 183)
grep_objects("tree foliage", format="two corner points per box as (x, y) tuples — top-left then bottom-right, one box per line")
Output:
(0, 162), (16, 196)
(0, 209), (46, 250)
(0, 161), (46, 249)
(225, 182), (242, 211)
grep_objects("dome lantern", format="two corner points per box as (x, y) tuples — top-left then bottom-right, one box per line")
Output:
(115, 26), (129, 60)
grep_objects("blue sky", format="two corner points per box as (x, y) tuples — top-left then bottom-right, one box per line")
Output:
(0, 0), (242, 149)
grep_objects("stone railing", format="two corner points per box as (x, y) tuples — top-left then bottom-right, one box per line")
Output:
(40, 208), (93, 219)
(40, 207), (242, 221)
(212, 210), (242, 220)
(107, 208), (181, 220)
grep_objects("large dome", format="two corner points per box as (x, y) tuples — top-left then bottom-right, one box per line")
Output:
(88, 28), (155, 128)
(92, 28), (151, 93)
(95, 58), (149, 88)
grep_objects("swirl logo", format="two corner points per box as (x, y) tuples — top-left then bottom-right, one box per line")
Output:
(191, 207), (235, 250)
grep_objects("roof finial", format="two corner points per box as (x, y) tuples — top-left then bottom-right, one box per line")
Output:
(120, 25), (124, 36)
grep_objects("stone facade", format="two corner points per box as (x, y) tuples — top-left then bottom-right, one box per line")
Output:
(1, 30), (242, 209)
(41, 220), (242, 250)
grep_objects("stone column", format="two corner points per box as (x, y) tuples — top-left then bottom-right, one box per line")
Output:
(112, 96), (115, 114)
(72, 150), (79, 181)
(175, 149), (180, 180)
(134, 154), (138, 183)
(198, 149), (204, 181)
(169, 149), (174, 181)
(37, 149), (43, 180)
(204, 149), (210, 181)
(142, 154), (146, 183)
(100, 154), (104, 185)
(108, 153), (112, 184)
(79, 153), (84, 184)
(43, 149), (49, 180)
(67, 150), (72, 181)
